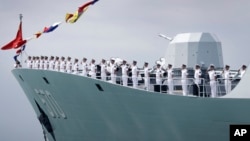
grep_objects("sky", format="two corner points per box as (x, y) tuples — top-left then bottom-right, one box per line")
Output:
(0, 0), (250, 140)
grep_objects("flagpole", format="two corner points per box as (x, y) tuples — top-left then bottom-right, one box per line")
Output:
(20, 14), (23, 66)
(19, 14), (23, 21)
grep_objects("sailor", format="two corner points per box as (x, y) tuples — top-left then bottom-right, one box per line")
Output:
(35, 56), (40, 69)
(66, 57), (72, 73)
(144, 62), (150, 90)
(44, 56), (49, 70)
(26, 56), (32, 69)
(222, 65), (231, 94)
(49, 56), (55, 70)
(60, 56), (66, 72)
(181, 64), (188, 96)
(194, 64), (202, 96)
(155, 63), (162, 85)
(121, 60), (129, 86)
(81, 58), (88, 76)
(110, 58), (117, 83)
(167, 64), (174, 94)
(32, 56), (36, 69)
(54, 56), (60, 71)
(100, 59), (107, 81)
(40, 56), (45, 69)
(72, 58), (79, 74)
(131, 60), (139, 88)
(208, 64), (217, 98)
(89, 59), (96, 78)
(238, 65), (247, 78)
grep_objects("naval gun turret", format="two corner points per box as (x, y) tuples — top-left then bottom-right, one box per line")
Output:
(165, 32), (224, 69)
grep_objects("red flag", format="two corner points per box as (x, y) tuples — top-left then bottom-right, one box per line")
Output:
(1, 21), (26, 50)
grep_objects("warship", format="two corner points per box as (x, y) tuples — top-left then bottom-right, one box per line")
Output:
(12, 32), (250, 141)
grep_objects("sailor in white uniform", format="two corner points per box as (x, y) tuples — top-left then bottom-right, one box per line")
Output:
(131, 61), (139, 88)
(121, 60), (129, 86)
(155, 64), (162, 85)
(54, 56), (60, 71)
(167, 64), (174, 94)
(60, 56), (66, 72)
(100, 59), (107, 81)
(72, 58), (79, 74)
(222, 65), (231, 94)
(26, 56), (32, 69)
(34, 56), (40, 69)
(32, 56), (36, 69)
(90, 59), (96, 79)
(49, 56), (55, 70)
(66, 57), (72, 73)
(181, 64), (188, 96)
(238, 65), (247, 78)
(40, 56), (45, 69)
(194, 64), (202, 96)
(81, 58), (88, 76)
(144, 62), (150, 90)
(208, 65), (216, 98)
(44, 56), (49, 70)
(110, 59), (117, 83)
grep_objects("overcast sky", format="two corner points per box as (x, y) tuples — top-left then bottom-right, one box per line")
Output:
(1, 0), (250, 140)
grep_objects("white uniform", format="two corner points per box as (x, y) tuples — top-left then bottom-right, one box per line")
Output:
(27, 60), (32, 69)
(208, 70), (216, 98)
(110, 63), (117, 83)
(35, 60), (39, 69)
(90, 63), (96, 79)
(73, 63), (79, 74)
(167, 69), (173, 94)
(100, 63), (107, 81)
(49, 60), (55, 70)
(54, 61), (60, 71)
(60, 61), (66, 72)
(194, 69), (202, 85)
(132, 65), (138, 88)
(181, 69), (188, 96)
(66, 61), (72, 73)
(155, 68), (162, 85)
(144, 67), (150, 90)
(81, 62), (88, 76)
(223, 70), (231, 94)
(121, 65), (128, 86)
(44, 60), (49, 70)
(239, 69), (246, 78)
(40, 59), (44, 69)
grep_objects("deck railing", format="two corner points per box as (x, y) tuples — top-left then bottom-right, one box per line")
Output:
(19, 67), (240, 98)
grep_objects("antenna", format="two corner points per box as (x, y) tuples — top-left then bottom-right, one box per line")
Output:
(19, 14), (23, 21)
(158, 33), (173, 41)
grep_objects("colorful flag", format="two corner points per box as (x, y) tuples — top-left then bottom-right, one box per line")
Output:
(65, 0), (99, 23)
(16, 49), (22, 54)
(13, 54), (19, 62)
(34, 31), (43, 38)
(43, 22), (61, 33)
(1, 21), (27, 50)
(16, 45), (26, 54)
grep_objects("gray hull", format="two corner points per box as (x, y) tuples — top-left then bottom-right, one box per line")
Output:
(12, 68), (250, 141)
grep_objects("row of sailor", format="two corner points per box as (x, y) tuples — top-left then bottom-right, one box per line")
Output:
(24, 56), (247, 97)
